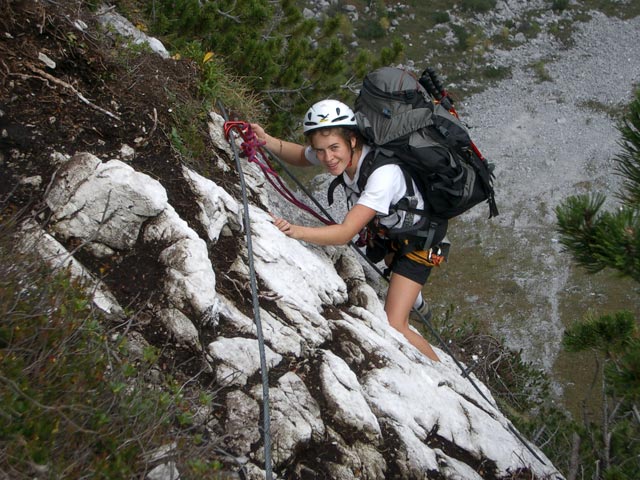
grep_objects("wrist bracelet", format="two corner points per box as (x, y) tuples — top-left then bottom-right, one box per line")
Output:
(279, 139), (283, 156)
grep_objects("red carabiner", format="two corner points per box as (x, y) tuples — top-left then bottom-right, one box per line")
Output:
(223, 120), (249, 140)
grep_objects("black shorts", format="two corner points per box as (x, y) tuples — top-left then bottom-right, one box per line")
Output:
(391, 254), (432, 285)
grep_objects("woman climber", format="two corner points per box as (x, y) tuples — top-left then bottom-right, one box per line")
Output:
(251, 99), (448, 362)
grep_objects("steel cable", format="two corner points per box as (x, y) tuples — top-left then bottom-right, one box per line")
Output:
(220, 107), (546, 469)
(220, 106), (273, 480)
(263, 143), (547, 466)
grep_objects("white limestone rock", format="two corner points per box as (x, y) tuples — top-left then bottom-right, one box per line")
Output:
(251, 372), (325, 467)
(143, 205), (220, 321)
(249, 206), (348, 312)
(158, 236), (219, 318)
(334, 249), (386, 318)
(119, 144), (135, 161)
(208, 111), (273, 209)
(146, 462), (179, 480)
(18, 219), (123, 317)
(156, 308), (200, 349)
(322, 427), (387, 480)
(276, 301), (333, 347)
(45, 152), (101, 208)
(183, 166), (242, 241)
(207, 337), (282, 386)
(208, 112), (236, 159)
(224, 390), (261, 454)
(96, 7), (170, 58)
(46, 153), (167, 251)
(218, 296), (306, 357)
(143, 205), (199, 244)
(318, 350), (381, 442)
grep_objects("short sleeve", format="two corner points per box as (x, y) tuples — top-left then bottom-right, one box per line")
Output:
(304, 146), (321, 166)
(355, 164), (407, 215)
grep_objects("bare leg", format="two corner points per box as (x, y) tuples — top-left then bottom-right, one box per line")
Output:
(385, 272), (440, 362)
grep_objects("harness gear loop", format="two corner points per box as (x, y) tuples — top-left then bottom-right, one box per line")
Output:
(361, 217), (446, 268)
(405, 246), (446, 268)
(223, 121), (335, 226)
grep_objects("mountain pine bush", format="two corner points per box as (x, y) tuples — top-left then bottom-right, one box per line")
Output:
(555, 88), (640, 479)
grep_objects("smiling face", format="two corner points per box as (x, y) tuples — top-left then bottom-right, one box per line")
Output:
(309, 128), (358, 177)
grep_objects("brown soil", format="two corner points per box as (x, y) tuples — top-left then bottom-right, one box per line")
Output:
(0, 0), (204, 208)
(0, 0), (246, 372)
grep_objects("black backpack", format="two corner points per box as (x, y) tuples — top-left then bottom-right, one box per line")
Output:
(329, 66), (498, 249)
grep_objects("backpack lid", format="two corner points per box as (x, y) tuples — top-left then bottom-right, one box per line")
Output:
(355, 67), (435, 146)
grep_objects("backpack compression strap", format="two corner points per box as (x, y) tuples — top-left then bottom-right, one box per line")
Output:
(327, 176), (345, 206)
(327, 148), (413, 205)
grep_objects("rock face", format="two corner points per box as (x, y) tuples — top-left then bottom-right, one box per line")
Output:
(24, 111), (563, 479)
(1, 1), (575, 477)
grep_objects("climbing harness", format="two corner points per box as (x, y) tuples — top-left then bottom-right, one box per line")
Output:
(406, 246), (446, 268)
(357, 220), (446, 269)
(221, 111), (274, 480)
(222, 108), (547, 469)
(223, 120), (334, 226)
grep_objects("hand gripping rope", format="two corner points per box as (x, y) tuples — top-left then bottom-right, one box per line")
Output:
(223, 121), (335, 226)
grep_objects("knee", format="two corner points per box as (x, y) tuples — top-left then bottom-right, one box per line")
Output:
(386, 313), (409, 332)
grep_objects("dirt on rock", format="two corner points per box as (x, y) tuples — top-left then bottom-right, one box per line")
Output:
(0, 0), (246, 373)
(0, 0), (211, 216)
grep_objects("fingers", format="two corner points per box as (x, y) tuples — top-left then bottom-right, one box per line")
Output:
(250, 123), (266, 142)
(270, 213), (294, 236)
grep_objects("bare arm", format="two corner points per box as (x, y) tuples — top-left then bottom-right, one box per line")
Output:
(250, 123), (311, 167)
(272, 204), (376, 246)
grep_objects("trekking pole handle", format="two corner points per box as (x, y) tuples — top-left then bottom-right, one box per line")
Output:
(419, 70), (441, 100)
(427, 67), (456, 110)
(421, 67), (487, 161)
(420, 67), (455, 111)
(425, 68), (446, 97)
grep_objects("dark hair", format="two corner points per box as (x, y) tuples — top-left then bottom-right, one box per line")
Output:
(306, 126), (364, 150)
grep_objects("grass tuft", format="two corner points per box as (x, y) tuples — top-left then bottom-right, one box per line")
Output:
(0, 206), (227, 479)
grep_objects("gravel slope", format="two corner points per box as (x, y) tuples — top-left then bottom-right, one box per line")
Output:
(282, 7), (640, 410)
(446, 11), (640, 380)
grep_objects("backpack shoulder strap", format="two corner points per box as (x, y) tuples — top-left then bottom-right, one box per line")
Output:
(397, 164), (416, 198)
(359, 147), (409, 189)
(327, 176), (345, 206)
(327, 147), (420, 208)
(357, 148), (382, 191)
(327, 148), (380, 205)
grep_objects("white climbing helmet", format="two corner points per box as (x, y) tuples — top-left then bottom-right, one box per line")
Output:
(302, 99), (357, 134)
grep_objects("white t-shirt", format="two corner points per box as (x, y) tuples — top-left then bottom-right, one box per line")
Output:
(305, 145), (425, 230)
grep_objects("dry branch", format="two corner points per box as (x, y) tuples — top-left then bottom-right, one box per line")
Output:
(22, 64), (122, 121)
